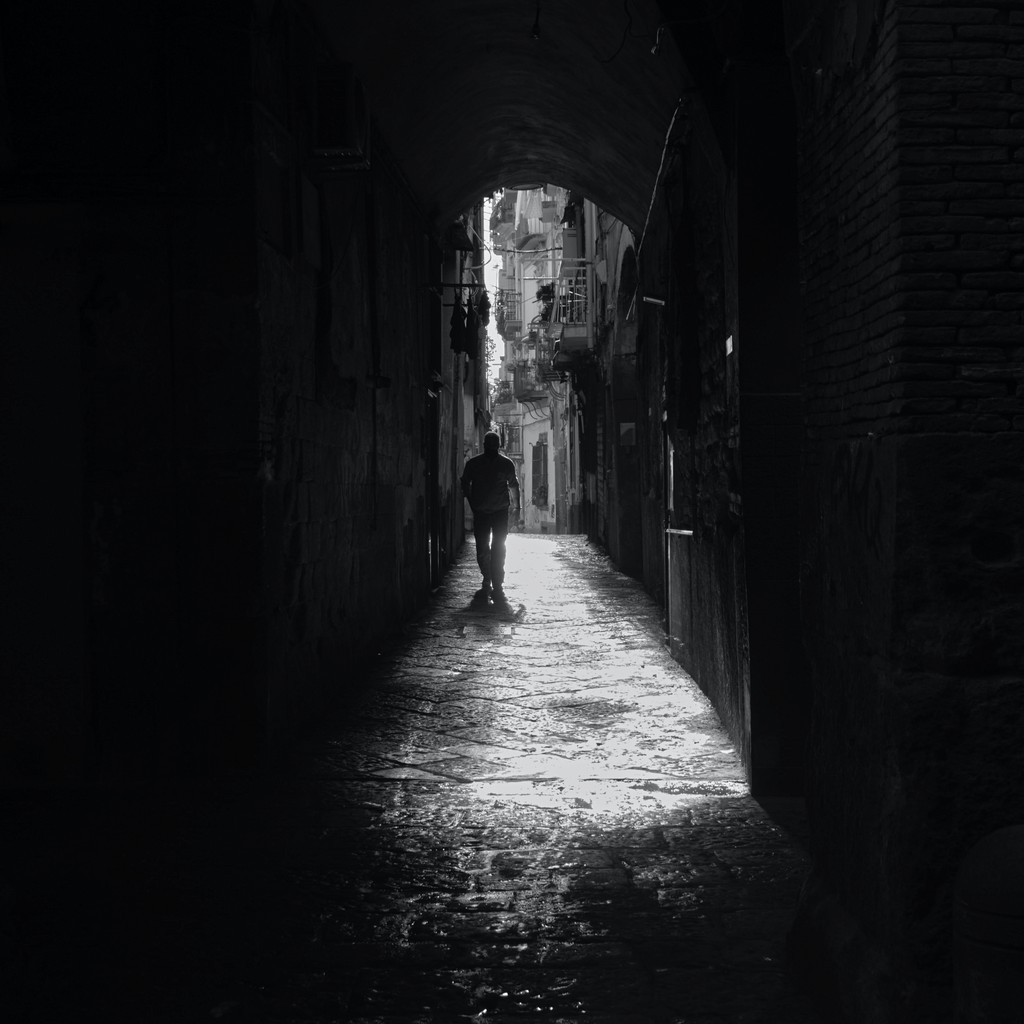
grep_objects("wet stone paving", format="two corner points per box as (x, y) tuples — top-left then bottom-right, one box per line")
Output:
(4, 536), (820, 1023)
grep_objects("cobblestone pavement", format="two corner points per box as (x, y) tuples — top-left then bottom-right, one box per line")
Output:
(3, 536), (819, 1023)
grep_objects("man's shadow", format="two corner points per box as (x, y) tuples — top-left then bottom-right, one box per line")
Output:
(466, 589), (526, 621)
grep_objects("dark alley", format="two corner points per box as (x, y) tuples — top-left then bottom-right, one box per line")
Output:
(4, 537), (817, 1023)
(3, 1), (1023, 1021)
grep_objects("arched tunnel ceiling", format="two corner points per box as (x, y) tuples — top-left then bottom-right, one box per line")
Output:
(313, 0), (691, 233)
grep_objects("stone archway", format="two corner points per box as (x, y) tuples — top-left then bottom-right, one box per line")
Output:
(309, 0), (691, 232)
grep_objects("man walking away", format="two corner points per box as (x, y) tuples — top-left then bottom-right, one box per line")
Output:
(460, 430), (522, 599)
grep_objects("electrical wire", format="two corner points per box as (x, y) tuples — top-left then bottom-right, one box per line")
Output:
(635, 96), (685, 265)
(465, 219), (494, 267)
(626, 94), (688, 320)
(600, 0), (635, 64)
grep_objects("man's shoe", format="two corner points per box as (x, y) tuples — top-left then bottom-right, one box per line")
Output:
(492, 586), (505, 600)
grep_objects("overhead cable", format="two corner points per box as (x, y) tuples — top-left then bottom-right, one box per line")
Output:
(627, 96), (687, 320)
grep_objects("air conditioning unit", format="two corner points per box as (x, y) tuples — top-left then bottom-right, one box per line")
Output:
(310, 65), (370, 173)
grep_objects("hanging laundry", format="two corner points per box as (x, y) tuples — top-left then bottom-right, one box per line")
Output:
(449, 294), (466, 352)
(464, 292), (480, 359)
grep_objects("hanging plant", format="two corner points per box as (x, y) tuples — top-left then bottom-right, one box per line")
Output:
(475, 289), (491, 326)
(536, 283), (554, 322)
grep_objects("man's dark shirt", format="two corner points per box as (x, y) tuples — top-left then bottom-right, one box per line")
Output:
(461, 451), (519, 514)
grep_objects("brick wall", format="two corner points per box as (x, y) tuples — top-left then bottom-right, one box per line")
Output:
(893, 1), (1024, 435)
(793, 0), (1024, 1014)
(799, 7), (904, 441)
(887, 0), (1024, 988)
(795, 0), (904, 926)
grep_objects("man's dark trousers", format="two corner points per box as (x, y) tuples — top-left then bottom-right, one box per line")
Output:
(473, 509), (509, 588)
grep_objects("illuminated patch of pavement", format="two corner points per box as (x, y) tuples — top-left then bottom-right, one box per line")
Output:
(252, 536), (819, 1022)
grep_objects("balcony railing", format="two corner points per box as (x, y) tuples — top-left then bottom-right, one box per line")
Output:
(496, 288), (523, 340)
(513, 361), (549, 401)
(554, 258), (592, 352)
(510, 321), (568, 399)
(489, 193), (516, 230)
(494, 422), (522, 455)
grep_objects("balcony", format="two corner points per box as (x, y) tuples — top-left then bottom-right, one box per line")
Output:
(554, 258), (592, 352)
(512, 322), (565, 399)
(513, 361), (549, 401)
(496, 288), (523, 340)
(492, 380), (515, 406)
(490, 193), (517, 245)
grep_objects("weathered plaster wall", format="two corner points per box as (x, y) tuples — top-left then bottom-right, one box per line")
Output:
(636, 301), (666, 605)
(257, 164), (433, 745)
(602, 227), (643, 575)
(680, 144), (750, 766)
(250, 8), (439, 749)
(634, 96), (752, 770)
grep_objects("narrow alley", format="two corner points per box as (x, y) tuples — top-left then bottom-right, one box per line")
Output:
(5, 4), (1022, 1019)
(6, 537), (817, 1023)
